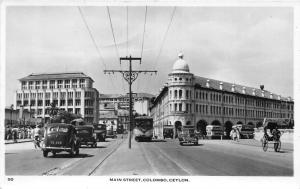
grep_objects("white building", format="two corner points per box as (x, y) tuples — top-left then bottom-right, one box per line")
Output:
(150, 53), (294, 139)
(15, 72), (99, 124)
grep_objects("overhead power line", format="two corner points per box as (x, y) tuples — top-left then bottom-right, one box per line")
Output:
(153, 7), (176, 70)
(136, 6), (148, 93)
(107, 6), (120, 59)
(106, 6), (125, 94)
(78, 6), (107, 70)
(77, 6), (117, 91)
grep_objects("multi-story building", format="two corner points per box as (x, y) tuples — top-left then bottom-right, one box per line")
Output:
(150, 53), (294, 139)
(99, 93), (155, 116)
(4, 106), (35, 127)
(15, 72), (99, 124)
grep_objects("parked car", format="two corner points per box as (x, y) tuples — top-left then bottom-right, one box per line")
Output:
(75, 125), (97, 147)
(41, 123), (80, 157)
(178, 126), (198, 145)
(94, 124), (106, 142)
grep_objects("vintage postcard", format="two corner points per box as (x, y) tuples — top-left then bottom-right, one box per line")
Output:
(0, 0), (299, 189)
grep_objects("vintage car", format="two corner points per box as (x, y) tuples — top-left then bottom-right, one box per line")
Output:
(178, 126), (199, 145)
(94, 124), (106, 142)
(75, 125), (97, 147)
(41, 123), (80, 157)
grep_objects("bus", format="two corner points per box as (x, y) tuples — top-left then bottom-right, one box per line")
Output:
(206, 125), (224, 139)
(133, 116), (153, 142)
(232, 124), (255, 139)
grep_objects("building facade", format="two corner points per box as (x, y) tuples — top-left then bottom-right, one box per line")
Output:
(15, 72), (99, 124)
(4, 106), (36, 127)
(99, 93), (155, 116)
(150, 54), (294, 139)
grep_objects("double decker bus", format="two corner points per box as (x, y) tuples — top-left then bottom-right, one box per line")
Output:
(133, 116), (153, 142)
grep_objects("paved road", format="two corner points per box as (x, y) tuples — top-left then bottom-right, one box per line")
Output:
(5, 136), (293, 176)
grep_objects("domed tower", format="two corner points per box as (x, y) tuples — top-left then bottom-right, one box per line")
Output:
(167, 53), (195, 135)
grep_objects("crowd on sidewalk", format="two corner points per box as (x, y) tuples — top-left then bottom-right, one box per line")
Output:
(5, 126), (33, 141)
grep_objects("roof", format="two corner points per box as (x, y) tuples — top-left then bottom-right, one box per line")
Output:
(19, 72), (94, 82)
(99, 94), (123, 99)
(193, 76), (292, 101)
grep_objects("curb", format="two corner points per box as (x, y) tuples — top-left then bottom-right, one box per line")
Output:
(5, 140), (33, 145)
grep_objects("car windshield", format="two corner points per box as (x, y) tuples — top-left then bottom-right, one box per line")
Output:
(48, 126), (69, 133)
(77, 130), (90, 134)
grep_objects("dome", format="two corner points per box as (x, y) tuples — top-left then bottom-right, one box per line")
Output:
(172, 53), (190, 73)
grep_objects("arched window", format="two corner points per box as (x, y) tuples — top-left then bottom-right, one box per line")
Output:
(174, 90), (178, 98)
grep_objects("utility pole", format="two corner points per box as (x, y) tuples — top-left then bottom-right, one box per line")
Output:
(104, 55), (157, 149)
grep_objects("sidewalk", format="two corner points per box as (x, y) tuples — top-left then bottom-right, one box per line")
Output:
(5, 138), (33, 145)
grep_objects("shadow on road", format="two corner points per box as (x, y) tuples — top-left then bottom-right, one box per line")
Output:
(179, 143), (204, 146)
(50, 153), (94, 158)
(79, 146), (107, 149)
(136, 139), (167, 143)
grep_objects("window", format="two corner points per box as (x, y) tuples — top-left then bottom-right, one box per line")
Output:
(179, 90), (182, 99)
(80, 79), (85, 88)
(57, 80), (63, 88)
(179, 103), (182, 111)
(68, 99), (73, 106)
(72, 79), (78, 88)
(45, 92), (51, 99)
(65, 80), (70, 88)
(75, 99), (81, 106)
(42, 80), (47, 89)
(60, 100), (65, 106)
(61, 92), (66, 99)
(174, 90), (178, 98)
(186, 90), (189, 99)
(38, 100), (43, 106)
(45, 100), (50, 106)
(21, 81), (27, 89)
(75, 108), (81, 115)
(50, 80), (55, 89)
(35, 81), (40, 89)
(175, 103), (178, 111)
(37, 109), (42, 115)
(68, 92), (73, 99)
(75, 92), (81, 98)
(53, 92), (58, 99)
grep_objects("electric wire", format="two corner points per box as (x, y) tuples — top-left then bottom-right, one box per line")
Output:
(127, 6), (129, 56)
(153, 7), (176, 70)
(107, 6), (121, 59)
(77, 6), (117, 91)
(136, 6), (148, 93)
(106, 6), (126, 94)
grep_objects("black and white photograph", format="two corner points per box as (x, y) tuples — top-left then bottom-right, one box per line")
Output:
(0, 1), (299, 189)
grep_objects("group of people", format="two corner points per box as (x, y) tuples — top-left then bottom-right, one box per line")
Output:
(5, 126), (33, 142)
(5, 125), (44, 143)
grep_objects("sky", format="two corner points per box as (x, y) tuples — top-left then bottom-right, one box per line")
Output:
(5, 6), (293, 106)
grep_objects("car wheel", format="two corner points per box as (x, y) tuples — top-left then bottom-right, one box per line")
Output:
(179, 142), (183, 146)
(43, 150), (48, 157)
(52, 151), (56, 157)
(94, 143), (97, 148)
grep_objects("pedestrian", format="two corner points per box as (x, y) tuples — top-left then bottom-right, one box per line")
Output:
(12, 128), (17, 143)
(7, 127), (12, 140)
(230, 129), (237, 141)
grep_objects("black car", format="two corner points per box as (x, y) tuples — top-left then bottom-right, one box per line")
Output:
(75, 125), (97, 147)
(41, 123), (80, 157)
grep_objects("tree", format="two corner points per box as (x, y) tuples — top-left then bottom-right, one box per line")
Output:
(52, 110), (82, 124)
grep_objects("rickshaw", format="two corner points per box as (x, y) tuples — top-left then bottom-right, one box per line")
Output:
(261, 118), (284, 152)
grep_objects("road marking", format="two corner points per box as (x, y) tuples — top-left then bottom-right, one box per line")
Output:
(88, 138), (125, 175)
(147, 142), (193, 175)
(138, 142), (160, 175)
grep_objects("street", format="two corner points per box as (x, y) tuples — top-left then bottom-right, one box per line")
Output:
(5, 136), (293, 176)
